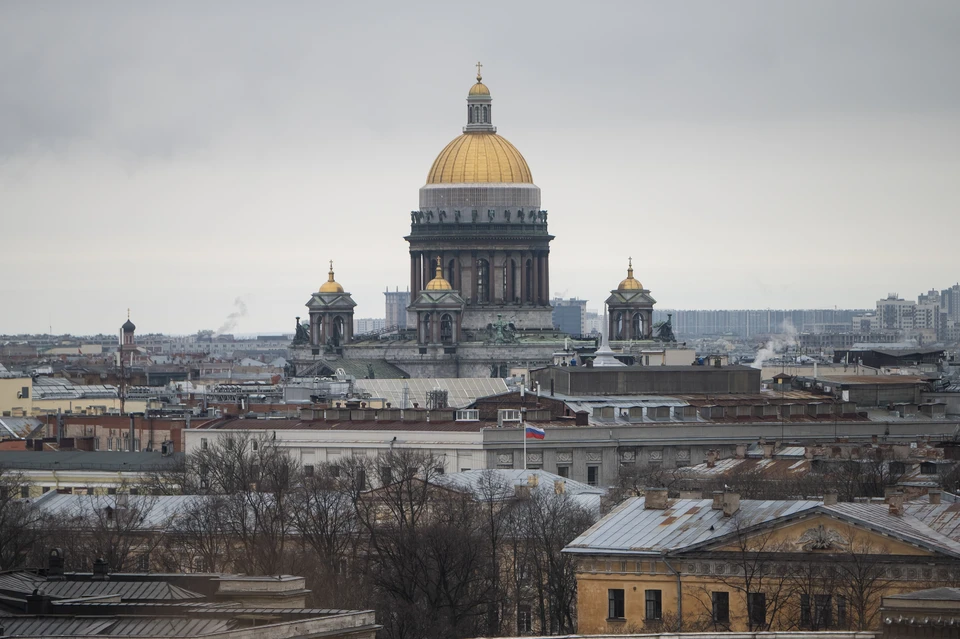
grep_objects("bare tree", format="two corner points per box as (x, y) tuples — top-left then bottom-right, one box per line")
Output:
(513, 488), (595, 635)
(0, 471), (43, 570)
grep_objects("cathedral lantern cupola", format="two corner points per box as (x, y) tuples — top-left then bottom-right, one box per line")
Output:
(305, 261), (357, 352)
(606, 258), (657, 341)
(408, 257), (465, 347)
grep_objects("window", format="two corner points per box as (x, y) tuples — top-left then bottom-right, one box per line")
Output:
(94, 438), (100, 451)
(201, 438), (208, 450)
(748, 592), (766, 628)
(644, 589), (662, 621)
(920, 461), (937, 475)
(20, 386), (29, 399)
(836, 595), (847, 628)
(304, 465), (315, 477)
(556, 465), (569, 478)
(381, 466), (393, 485)
(814, 594), (832, 628)
(136, 553), (150, 572)
(712, 591), (729, 623)
(434, 466), (444, 475)
(107, 488), (117, 495)
(607, 588), (625, 619)
(107, 437), (113, 451)
(800, 594), (811, 627)
(517, 604), (532, 633)
(587, 465), (599, 486)
(356, 469), (366, 490)
(889, 461), (906, 475)
(20, 487), (29, 499)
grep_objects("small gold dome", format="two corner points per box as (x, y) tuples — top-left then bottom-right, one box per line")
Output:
(319, 260), (344, 293)
(618, 258), (643, 291)
(426, 133), (533, 184)
(469, 81), (490, 96)
(424, 257), (452, 291)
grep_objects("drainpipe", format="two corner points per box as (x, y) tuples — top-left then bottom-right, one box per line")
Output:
(661, 551), (682, 631)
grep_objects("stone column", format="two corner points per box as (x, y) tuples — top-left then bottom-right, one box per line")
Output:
(519, 253), (527, 305)
(422, 253), (431, 290)
(544, 252), (550, 305)
(410, 253), (418, 299)
(470, 251), (479, 304)
(493, 251), (504, 303)
(533, 252), (540, 306)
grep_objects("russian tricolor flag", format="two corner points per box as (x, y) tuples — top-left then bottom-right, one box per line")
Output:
(525, 425), (545, 440)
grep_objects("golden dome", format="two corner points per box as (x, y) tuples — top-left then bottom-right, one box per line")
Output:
(425, 257), (453, 291)
(426, 133), (533, 184)
(618, 258), (643, 291)
(319, 260), (344, 293)
(469, 81), (490, 96)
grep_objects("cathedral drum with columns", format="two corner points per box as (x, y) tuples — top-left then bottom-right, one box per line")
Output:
(406, 65), (553, 331)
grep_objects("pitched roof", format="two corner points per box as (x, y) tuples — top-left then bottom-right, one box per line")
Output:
(564, 497), (960, 559)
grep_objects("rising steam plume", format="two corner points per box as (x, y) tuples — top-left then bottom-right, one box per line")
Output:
(216, 297), (248, 335)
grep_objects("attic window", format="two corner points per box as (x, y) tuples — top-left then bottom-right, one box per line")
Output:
(920, 462), (937, 475)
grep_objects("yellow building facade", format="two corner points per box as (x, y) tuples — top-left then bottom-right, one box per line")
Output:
(567, 491), (960, 633)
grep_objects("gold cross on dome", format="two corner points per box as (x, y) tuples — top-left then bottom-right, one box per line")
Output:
(476, 61), (483, 80)
(329, 260), (333, 271)
(436, 256), (442, 268)
(127, 308), (130, 319)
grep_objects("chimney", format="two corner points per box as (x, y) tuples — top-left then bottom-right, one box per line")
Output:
(679, 489), (702, 500)
(928, 489), (942, 505)
(92, 557), (110, 580)
(762, 442), (775, 459)
(25, 590), (51, 615)
(884, 485), (900, 501)
(644, 487), (669, 509)
(735, 444), (747, 459)
(711, 490), (724, 510)
(554, 479), (566, 494)
(706, 449), (719, 468)
(575, 411), (589, 426)
(722, 491), (740, 517)
(527, 474), (539, 488)
(823, 490), (838, 506)
(47, 548), (64, 580)
(888, 492), (904, 517)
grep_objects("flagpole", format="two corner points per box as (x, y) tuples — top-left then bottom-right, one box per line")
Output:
(521, 382), (527, 470)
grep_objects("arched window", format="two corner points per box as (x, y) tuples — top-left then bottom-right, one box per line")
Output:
(477, 259), (491, 303)
(421, 312), (432, 343)
(315, 316), (323, 346)
(332, 316), (345, 346)
(482, 105), (488, 123)
(632, 313), (642, 339)
(440, 314), (454, 343)
(467, 105), (473, 124)
(614, 312), (624, 340)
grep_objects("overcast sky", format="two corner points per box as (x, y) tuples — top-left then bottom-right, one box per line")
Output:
(1, 1), (958, 336)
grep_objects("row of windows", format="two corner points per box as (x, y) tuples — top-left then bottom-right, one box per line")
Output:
(607, 589), (847, 629)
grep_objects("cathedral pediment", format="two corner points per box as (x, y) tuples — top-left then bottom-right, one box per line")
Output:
(606, 290), (657, 306)
(306, 292), (357, 309)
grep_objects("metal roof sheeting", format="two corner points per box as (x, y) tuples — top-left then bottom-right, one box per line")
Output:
(565, 497), (960, 558)
(355, 378), (509, 409)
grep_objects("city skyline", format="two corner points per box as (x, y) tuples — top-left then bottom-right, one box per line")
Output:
(2, 2), (959, 334)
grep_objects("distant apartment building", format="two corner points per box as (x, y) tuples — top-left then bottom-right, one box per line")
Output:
(584, 310), (602, 335)
(384, 288), (410, 330)
(652, 309), (868, 338)
(354, 318), (386, 335)
(551, 298), (587, 335)
(942, 283), (960, 322)
(877, 294), (916, 331)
